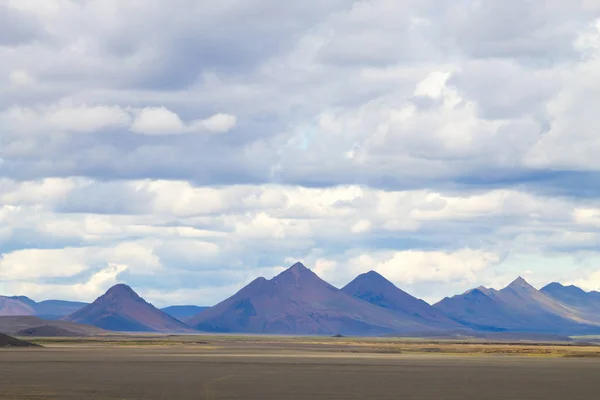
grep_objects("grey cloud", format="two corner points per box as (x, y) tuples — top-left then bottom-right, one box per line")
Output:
(54, 181), (153, 215)
(29, 0), (355, 91)
(447, 0), (595, 62)
(0, 5), (44, 47)
(449, 60), (560, 120)
(2, 0), (597, 195)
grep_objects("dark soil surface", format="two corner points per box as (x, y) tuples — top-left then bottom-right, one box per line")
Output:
(1, 344), (600, 399)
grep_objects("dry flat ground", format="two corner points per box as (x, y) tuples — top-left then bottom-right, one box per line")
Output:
(2, 336), (600, 399)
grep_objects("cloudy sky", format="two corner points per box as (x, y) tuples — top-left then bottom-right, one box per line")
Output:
(2, 0), (600, 306)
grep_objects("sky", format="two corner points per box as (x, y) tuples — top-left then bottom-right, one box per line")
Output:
(2, 0), (600, 307)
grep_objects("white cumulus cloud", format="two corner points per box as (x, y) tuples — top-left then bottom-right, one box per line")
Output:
(131, 107), (236, 135)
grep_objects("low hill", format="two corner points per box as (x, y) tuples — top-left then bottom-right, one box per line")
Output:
(16, 325), (85, 337)
(0, 316), (108, 337)
(0, 332), (38, 347)
(65, 284), (193, 333)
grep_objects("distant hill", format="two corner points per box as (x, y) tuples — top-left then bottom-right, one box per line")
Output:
(1, 296), (87, 319)
(161, 305), (208, 321)
(32, 300), (88, 320)
(64, 284), (193, 333)
(187, 262), (448, 335)
(434, 277), (600, 334)
(16, 325), (85, 337)
(541, 283), (600, 324)
(0, 332), (38, 348)
(0, 296), (36, 316)
(0, 316), (108, 337)
(342, 271), (461, 329)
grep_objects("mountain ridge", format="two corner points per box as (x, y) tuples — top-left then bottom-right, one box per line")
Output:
(434, 276), (600, 334)
(186, 262), (449, 335)
(4, 268), (600, 335)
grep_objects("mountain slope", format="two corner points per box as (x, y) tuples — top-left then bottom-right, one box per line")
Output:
(435, 277), (600, 334)
(187, 262), (448, 335)
(64, 284), (192, 332)
(341, 271), (460, 329)
(161, 305), (208, 321)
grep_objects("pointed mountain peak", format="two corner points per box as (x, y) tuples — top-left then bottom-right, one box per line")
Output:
(363, 270), (388, 281)
(541, 282), (564, 291)
(343, 271), (417, 300)
(347, 270), (396, 289)
(275, 262), (311, 278)
(504, 276), (536, 291)
(272, 262), (326, 286)
(66, 283), (190, 332)
(103, 283), (140, 298)
(463, 286), (491, 296)
(289, 262), (309, 271)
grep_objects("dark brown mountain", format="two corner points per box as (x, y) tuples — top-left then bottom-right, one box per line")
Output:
(187, 262), (449, 335)
(0, 332), (38, 347)
(64, 284), (192, 332)
(341, 271), (461, 329)
(434, 277), (600, 334)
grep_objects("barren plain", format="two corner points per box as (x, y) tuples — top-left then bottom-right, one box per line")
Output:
(2, 335), (600, 399)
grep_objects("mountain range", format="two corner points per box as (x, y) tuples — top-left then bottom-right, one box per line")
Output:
(187, 262), (453, 335)
(2, 262), (600, 336)
(434, 277), (600, 334)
